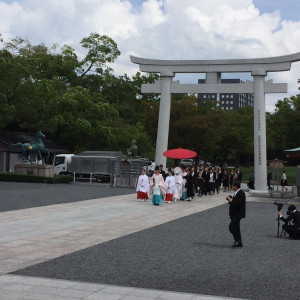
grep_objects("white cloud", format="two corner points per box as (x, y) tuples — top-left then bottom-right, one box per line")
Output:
(0, 0), (299, 112)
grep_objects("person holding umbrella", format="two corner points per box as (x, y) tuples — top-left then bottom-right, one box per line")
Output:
(183, 167), (195, 201)
(162, 147), (197, 201)
(181, 165), (188, 200)
(150, 166), (166, 206)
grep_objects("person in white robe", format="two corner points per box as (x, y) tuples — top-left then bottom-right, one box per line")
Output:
(136, 169), (149, 201)
(174, 166), (183, 201)
(165, 169), (175, 203)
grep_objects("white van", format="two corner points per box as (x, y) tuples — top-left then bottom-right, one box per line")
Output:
(180, 159), (194, 167)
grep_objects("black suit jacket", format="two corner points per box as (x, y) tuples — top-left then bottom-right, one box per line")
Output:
(160, 170), (166, 180)
(192, 172), (198, 185)
(238, 172), (243, 181)
(280, 210), (300, 227)
(204, 172), (210, 182)
(229, 189), (246, 219)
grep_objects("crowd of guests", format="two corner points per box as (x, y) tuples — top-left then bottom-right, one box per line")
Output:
(136, 164), (244, 206)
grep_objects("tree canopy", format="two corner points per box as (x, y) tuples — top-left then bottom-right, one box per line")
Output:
(0, 34), (299, 165)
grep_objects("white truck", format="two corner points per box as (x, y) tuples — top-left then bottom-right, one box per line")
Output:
(54, 154), (74, 175)
(53, 152), (122, 183)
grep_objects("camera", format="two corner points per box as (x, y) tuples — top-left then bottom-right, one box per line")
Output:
(274, 201), (283, 211)
(226, 195), (232, 201)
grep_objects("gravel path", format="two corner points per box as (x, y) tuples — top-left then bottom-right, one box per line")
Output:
(13, 202), (300, 300)
(0, 181), (134, 212)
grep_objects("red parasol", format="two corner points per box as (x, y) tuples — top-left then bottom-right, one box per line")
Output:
(163, 147), (197, 159)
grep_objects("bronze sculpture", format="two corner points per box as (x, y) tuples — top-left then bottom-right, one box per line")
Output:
(11, 130), (50, 164)
(127, 139), (138, 158)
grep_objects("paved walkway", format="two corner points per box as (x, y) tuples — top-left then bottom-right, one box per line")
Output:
(0, 189), (249, 299)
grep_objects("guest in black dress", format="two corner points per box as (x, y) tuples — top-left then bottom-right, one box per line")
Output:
(215, 167), (223, 194)
(223, 169), (229, 192)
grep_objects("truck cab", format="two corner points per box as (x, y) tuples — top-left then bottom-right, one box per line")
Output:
(54, 154), (74, 175)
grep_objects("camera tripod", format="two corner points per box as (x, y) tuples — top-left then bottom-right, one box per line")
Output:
(279, 222), (291, 238)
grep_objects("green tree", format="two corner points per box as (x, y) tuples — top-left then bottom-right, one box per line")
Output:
(217, 107), (254, 166)
(267, 95), (300, 159)
(0, 34), (158, 154)
(79, 33), (120, 77)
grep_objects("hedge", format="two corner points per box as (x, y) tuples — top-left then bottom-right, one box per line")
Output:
(0, 172), (73, 184)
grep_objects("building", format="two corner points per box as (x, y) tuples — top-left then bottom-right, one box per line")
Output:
(198, 79), (254, 110)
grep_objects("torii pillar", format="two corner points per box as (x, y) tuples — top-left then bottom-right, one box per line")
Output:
(130, 52), (300, 191)
(155, 73), (174, 168)
(252, 70), (268, 190)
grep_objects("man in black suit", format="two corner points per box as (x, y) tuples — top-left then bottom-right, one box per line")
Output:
(227, 180), (246, 247)
(202, 167), (209, 195)
(192, 167), (198, 194)
(159, 164), (166, 180)
(237, 167), (243, 182)
(278, 205), (300, 239)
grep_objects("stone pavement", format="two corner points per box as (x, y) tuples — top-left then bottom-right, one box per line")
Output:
(0, 189), (250, 299)
(0, 274), (246, 300)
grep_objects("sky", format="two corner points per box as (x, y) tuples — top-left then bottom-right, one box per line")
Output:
(0, 0), (299, 112)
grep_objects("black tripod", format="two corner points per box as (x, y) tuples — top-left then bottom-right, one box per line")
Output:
(280, 222), (291, 238)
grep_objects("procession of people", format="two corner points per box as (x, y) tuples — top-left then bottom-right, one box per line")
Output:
(136, 163), (246, 205)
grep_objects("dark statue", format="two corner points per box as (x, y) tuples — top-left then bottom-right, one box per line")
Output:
(127, 139), (138, 158)
(11, 130), (50, 164)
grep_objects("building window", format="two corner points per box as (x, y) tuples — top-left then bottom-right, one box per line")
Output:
(212, 95), (215, 98)
(226, 101), (229, 104)
(222, 95), (224, 98)
(230, 107), (233, 110)
(221, 107), (224, 110)
(203, 95), (206, 98)
(230, 101), (233, 104)
(226, 95), (229, 98)
(221, 101), (224, 104)
(230, 95), (233, 98)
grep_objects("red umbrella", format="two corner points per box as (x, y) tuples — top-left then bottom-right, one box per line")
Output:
(163, 147), (197, 159)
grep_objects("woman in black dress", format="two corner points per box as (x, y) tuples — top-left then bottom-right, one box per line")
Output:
(197, 168), (204, 197)
(229, 169), (235, 190)
(215, 167), (223, 194)
(223, 169), (229, 192)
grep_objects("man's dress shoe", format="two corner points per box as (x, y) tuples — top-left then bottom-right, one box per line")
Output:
(232, 241), (243, 248)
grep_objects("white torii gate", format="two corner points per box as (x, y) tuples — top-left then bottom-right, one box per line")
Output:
(130, 52), (300, 191)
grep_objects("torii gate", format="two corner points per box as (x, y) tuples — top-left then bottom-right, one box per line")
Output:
(130, 52), (300, 191)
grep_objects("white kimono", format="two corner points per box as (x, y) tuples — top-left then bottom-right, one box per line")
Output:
(165, 175), (175, 195)
(174, 173), (183, 200)
(136, 174), (149, 193)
